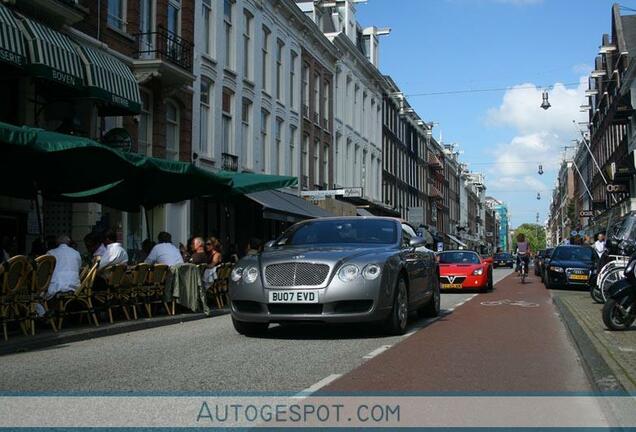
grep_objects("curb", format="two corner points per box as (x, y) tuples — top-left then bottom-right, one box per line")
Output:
(0, 309), (230, 356)
(553, 296), (626, 393)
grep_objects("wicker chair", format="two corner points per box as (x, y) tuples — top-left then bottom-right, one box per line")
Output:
(211, 263), (233, 309)
(127, 263), (151, 320)
(56, 262), (99, 330)
(142, 264), (172, 317)
(30, 255), (57, 334)
(93, 264), (129, 324)
(0, 256), (31, 340)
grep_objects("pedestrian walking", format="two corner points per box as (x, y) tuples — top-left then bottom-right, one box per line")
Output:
(593, 233), (606, 258)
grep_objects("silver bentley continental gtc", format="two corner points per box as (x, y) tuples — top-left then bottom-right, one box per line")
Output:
(229, 217), (440, 336)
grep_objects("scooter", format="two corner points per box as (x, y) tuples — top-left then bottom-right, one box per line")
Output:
(602, 252), (636, 331)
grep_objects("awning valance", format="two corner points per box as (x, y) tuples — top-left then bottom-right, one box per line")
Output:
(18, 16), (85, 88)
(446, 233), (468, 248)
(247, 190), (333, 222)
(0, 3), (26, 67)
(78, 44), (141, 114)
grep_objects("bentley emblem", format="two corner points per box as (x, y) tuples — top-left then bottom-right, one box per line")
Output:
(291, 255), (305, 260)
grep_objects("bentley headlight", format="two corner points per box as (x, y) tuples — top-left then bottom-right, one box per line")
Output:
(550, 266), (564, 273)
(244, 267), (259, 283)
(231, 267), (244, 282)
(362, 264), (382, 280)
(338, 264), (360, 282)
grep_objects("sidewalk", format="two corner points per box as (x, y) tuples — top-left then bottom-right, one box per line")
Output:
(0, 309), (229, 356)
(554, 292), (636, 392)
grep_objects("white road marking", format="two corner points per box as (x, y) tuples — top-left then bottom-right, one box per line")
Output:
(293, 374), (342, 399)
(618, 347), (636, 353)
(363, 344), (392, 359)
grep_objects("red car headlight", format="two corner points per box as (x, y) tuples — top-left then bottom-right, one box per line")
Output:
(472, 268), (484, 276)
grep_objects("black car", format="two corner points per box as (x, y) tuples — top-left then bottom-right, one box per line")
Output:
(493, 252), (514, 268)
(537, 247), (554, 280)
(544, 245), (597, 290)
(533, 250), (545, 276)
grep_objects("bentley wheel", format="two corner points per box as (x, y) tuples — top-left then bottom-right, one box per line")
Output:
(419, 277), (440, 318)
(232, 317), (269, 337)
(385, 278), (409, 335)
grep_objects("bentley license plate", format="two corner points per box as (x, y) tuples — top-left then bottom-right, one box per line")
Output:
(441, 283), (463, 289)
(569, 274), (589, 281)
(268, 290), (319, 303)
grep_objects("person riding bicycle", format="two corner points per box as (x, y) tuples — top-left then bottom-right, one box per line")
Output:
(516, 233), (531, 275)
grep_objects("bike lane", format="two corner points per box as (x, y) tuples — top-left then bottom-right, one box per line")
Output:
(322, 272), (593, 392)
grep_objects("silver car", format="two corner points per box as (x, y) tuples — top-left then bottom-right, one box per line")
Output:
(229, 217), (440, 336)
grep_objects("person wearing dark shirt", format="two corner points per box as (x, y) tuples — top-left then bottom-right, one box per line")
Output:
(190, 237), (209, 265)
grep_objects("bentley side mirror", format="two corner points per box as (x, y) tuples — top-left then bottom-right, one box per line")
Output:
(264, 240), (276, 249)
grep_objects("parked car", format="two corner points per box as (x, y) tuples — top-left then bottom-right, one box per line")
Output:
(493, 252), (515, 268)
(533, 250), (545, 276)
(438, 250), (493, 291)
(229, 217), (440, 336)
(544, 245), (597, 290)
(539, 247), (554, 282)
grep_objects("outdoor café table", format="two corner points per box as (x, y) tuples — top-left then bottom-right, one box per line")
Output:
(164, 263), (211, 316)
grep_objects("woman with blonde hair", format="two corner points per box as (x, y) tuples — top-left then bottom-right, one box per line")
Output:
(206, 237), (223, 266)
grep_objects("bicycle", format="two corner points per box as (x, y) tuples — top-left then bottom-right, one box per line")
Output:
(520, 259), (527, 284)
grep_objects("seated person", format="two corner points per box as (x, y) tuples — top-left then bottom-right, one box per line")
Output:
(99, 229), (129, 269)
(190, 237), (209, 265)
(84, 232), (106, 264)
(46, 235), (82, 299)
(145, 231), (184, 266)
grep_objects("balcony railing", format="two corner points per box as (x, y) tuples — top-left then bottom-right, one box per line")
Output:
(135, 25), (194, 71)
(428, 153), (443, 171)
(221, 152), (239, 172)
(428, 183), (443, 200)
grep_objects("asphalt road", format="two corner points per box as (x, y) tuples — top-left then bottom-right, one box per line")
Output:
(0, 268), (513, 392)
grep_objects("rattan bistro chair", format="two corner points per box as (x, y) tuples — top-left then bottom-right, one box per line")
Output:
(30, 255), (57, 334)
(128, 263), (151, 320)
(56, 262), (100, 330)
(93, 264), (128, 324)
(0, 256), (31, 340)
(143, 264), (171, 317)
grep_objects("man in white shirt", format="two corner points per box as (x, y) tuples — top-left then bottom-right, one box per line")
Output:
(99, 229), (129, 269)
(46, 235), (82, 299)
(84, 233), (107, 263)
(145, 231), (184, 266)
(594, 233), (606, 257)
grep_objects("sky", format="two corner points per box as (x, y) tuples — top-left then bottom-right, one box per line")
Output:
(356, 0), (636, 228)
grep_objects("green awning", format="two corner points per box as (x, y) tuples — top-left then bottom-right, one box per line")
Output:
(60, 154), (234, 212)
(0, 121), (135, 198)
(78, 44), (141, 115)
(216, 171), (298, 194)
(18, 16), (85, 88)
(0, 3), (26, 67)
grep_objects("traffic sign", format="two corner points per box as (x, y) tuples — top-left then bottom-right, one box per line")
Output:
(570, 230), (578, 237)
(579, 210), (594, 217)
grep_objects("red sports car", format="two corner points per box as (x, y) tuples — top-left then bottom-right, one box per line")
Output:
(438, 250), (494, 291)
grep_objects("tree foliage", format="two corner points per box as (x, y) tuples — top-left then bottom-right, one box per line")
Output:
(511, 223), (547, 253)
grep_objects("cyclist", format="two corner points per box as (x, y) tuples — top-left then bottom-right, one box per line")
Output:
(516, 233), (531, 277)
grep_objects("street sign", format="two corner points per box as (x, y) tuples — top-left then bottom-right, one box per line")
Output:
(606, 183), (628, 193)
(579, 210), (594, 217)
(570, 230), (578, 237)
(300, 187), (363, 199)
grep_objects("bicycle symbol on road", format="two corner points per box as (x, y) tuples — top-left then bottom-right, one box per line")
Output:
(480, 299), (540, 308)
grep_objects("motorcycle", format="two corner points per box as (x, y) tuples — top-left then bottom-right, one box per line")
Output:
(602, 252), (636, 331)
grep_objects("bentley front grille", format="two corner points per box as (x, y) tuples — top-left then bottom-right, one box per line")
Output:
(265, 262), (330, 287)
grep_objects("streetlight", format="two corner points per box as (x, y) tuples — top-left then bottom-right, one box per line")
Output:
(540, 90), (551, 110)
(537, 192), (541, 200)
(538, 164), (544, 175)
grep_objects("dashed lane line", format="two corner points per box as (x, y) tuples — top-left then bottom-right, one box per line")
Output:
(363, 344), (393, 359)
(293, 374), (342, 399)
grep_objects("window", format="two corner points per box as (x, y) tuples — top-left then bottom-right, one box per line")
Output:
(302, 135), (309, 185)
(199, 80), (211, 156)
(323, 81), (330, 124)
(362, 92), (367, 135)
(302, 63), (309, 114)
(290, 51), (297, 108)
(262, 26), (270, 92)
(166, 101), (180, 161)
(261, 109), (269, 171)
(276, 39), (284, 100)
(138, 90), (152, 156)
(167, 0), (180, 35)
(323, 145), (329, 187)
(289, 125), (297, 177)
(242, 99), (252, 168)
(224, 0), (233, 69)
(314, 73), (320, 117)
(139, 0), (153, 54)
(275, 118), (283, 175)
(243, 10), (253, 80)
(222, 88), (233, 154)
(108, 0), (126, 31)
(313, 140), (320, 186)
(202, 0), (212, 56)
